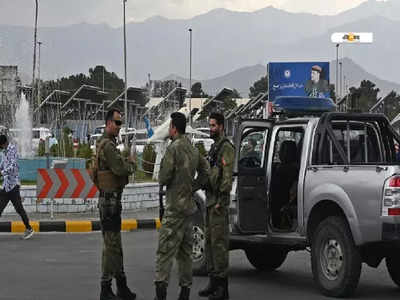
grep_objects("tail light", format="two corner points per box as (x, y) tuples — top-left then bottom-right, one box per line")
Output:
(383, 175), (400, 216)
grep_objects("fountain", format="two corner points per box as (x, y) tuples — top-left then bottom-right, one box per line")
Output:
(14, 92), (33, 157)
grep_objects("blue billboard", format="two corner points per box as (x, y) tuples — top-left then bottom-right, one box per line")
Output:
(268, 62), (330, 101)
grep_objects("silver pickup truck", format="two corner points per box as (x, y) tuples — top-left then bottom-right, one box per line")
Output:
(192, 112), (400, 298)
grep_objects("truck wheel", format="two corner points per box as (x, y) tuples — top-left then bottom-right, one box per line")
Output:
(245, 246), (288, 271)
(192, 207), (207, 276)
(386, 254), (400, 287)
(311, 216), (362, 297)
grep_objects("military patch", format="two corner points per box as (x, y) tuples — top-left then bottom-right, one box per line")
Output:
(222, 157), (226, 166)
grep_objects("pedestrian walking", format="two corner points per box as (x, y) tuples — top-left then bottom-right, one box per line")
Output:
(199, 112), (234, 300)
(0, 134), (34, 240)
(154, 112), (209, 300)
(92, 108), (137, 300)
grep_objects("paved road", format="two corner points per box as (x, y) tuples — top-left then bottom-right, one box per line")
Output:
(0, 230), (399, 300)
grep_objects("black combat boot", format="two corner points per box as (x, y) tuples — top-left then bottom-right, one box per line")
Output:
(208, 277), (229, 300)
(198, 276), (216, 297)
(116, 276), (136, 300)
(154, 281), (167, 300)
(177, 286), (190, 300)
(100, 281), (120, 300)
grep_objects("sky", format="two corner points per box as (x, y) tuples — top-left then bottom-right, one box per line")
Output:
(0, 0), (388, 28)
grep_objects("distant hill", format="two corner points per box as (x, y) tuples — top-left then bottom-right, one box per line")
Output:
(164, 58), (400, 98)
(330, 57), (400, 98)
(1, 0), (399, 88)
(164, 64), (266, 97)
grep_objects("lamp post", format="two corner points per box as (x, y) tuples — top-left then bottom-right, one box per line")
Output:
(32, 0), (38, 107)
(336, 43), (339, 99)
(339, 61), (342, 99)
(122, 0), (128, 143)
(189, 28), (192, 126)
(37, 41), (42, 124)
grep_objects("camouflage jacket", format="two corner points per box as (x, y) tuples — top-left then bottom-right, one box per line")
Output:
(159, 134), (209, 217)
(96, 132), (136, 192)
(206, 135), (234, 208)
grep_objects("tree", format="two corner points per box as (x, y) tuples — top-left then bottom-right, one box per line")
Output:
(41, 65), (125, 102)
(191, 82), (208, 98)
(232, 89), (242, 98)
(348, 80), (380, 112)
(150, 80), (181, 98)
(382, 91), (400, 121)
(249, 75), (268, 98)
(197, 95), (237, 120)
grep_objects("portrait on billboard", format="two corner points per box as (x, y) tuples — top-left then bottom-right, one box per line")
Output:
(268, 62), (330, 102)
(304, 65), (329, 98)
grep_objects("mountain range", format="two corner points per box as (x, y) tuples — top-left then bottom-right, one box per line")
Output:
(1, 0), (400, 96)
(165, 57), (400, 98)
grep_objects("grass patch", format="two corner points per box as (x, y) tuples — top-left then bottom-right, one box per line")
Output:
(0, 180), (37, 186)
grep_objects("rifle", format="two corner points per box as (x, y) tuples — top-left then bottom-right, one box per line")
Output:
(159, 185), (165, 221)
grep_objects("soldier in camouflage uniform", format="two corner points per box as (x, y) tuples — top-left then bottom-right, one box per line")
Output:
(154, 112), (209, 300)
(94, 108), (137, 300)
(199, 112), (234, 300)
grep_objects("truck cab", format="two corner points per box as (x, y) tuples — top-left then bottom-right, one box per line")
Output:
(192, 97), (400, 297)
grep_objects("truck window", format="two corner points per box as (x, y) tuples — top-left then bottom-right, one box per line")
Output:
(238, 128), (268, 168)
(380, 124), (400, 164)
(270, 126), (304, 229)
(319, 121), (383, 165)
(271, 126), (304, 166)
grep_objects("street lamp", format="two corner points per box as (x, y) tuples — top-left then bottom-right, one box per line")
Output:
(188, 28), (192, 126)
(336, 43), (339, 99)
(37, 41), (43, 124)
(339, 61), (343, 99)
(32, 0), (38, 107)
(122, 0), (128, 143)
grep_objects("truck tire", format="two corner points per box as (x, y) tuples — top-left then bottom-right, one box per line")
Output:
(192, 200), (207, 276)
(386, 254), (400, 287)
(311, 216), (362, 297)
(245, 246), (288, 271)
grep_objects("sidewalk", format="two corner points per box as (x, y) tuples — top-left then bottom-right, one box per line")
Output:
(0, 207), (160, 233)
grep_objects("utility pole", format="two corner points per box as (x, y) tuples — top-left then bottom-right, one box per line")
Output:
(336, 43), (339, 99)
(37, 41), (43, 123)
(32, 0), (38, 107)
(123, 0), (128, 141)
(102, 65), (105, 92)
(339, 61), (342, 99)
(188, 28), (192, 126)
(1, 79), (5, 105)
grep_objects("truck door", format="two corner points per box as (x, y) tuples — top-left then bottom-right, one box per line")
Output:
(234, 120), (272, 233)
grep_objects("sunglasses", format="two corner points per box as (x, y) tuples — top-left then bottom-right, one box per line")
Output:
(112, 119), (122, 126)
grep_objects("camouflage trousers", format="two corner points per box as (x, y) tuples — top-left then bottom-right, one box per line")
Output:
(99, 191), (124, 283)
(205, 205), (229, 278)
(155, 215), (193, 287)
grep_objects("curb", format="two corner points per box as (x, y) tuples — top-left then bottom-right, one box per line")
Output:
(0, 219), (162, 233)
